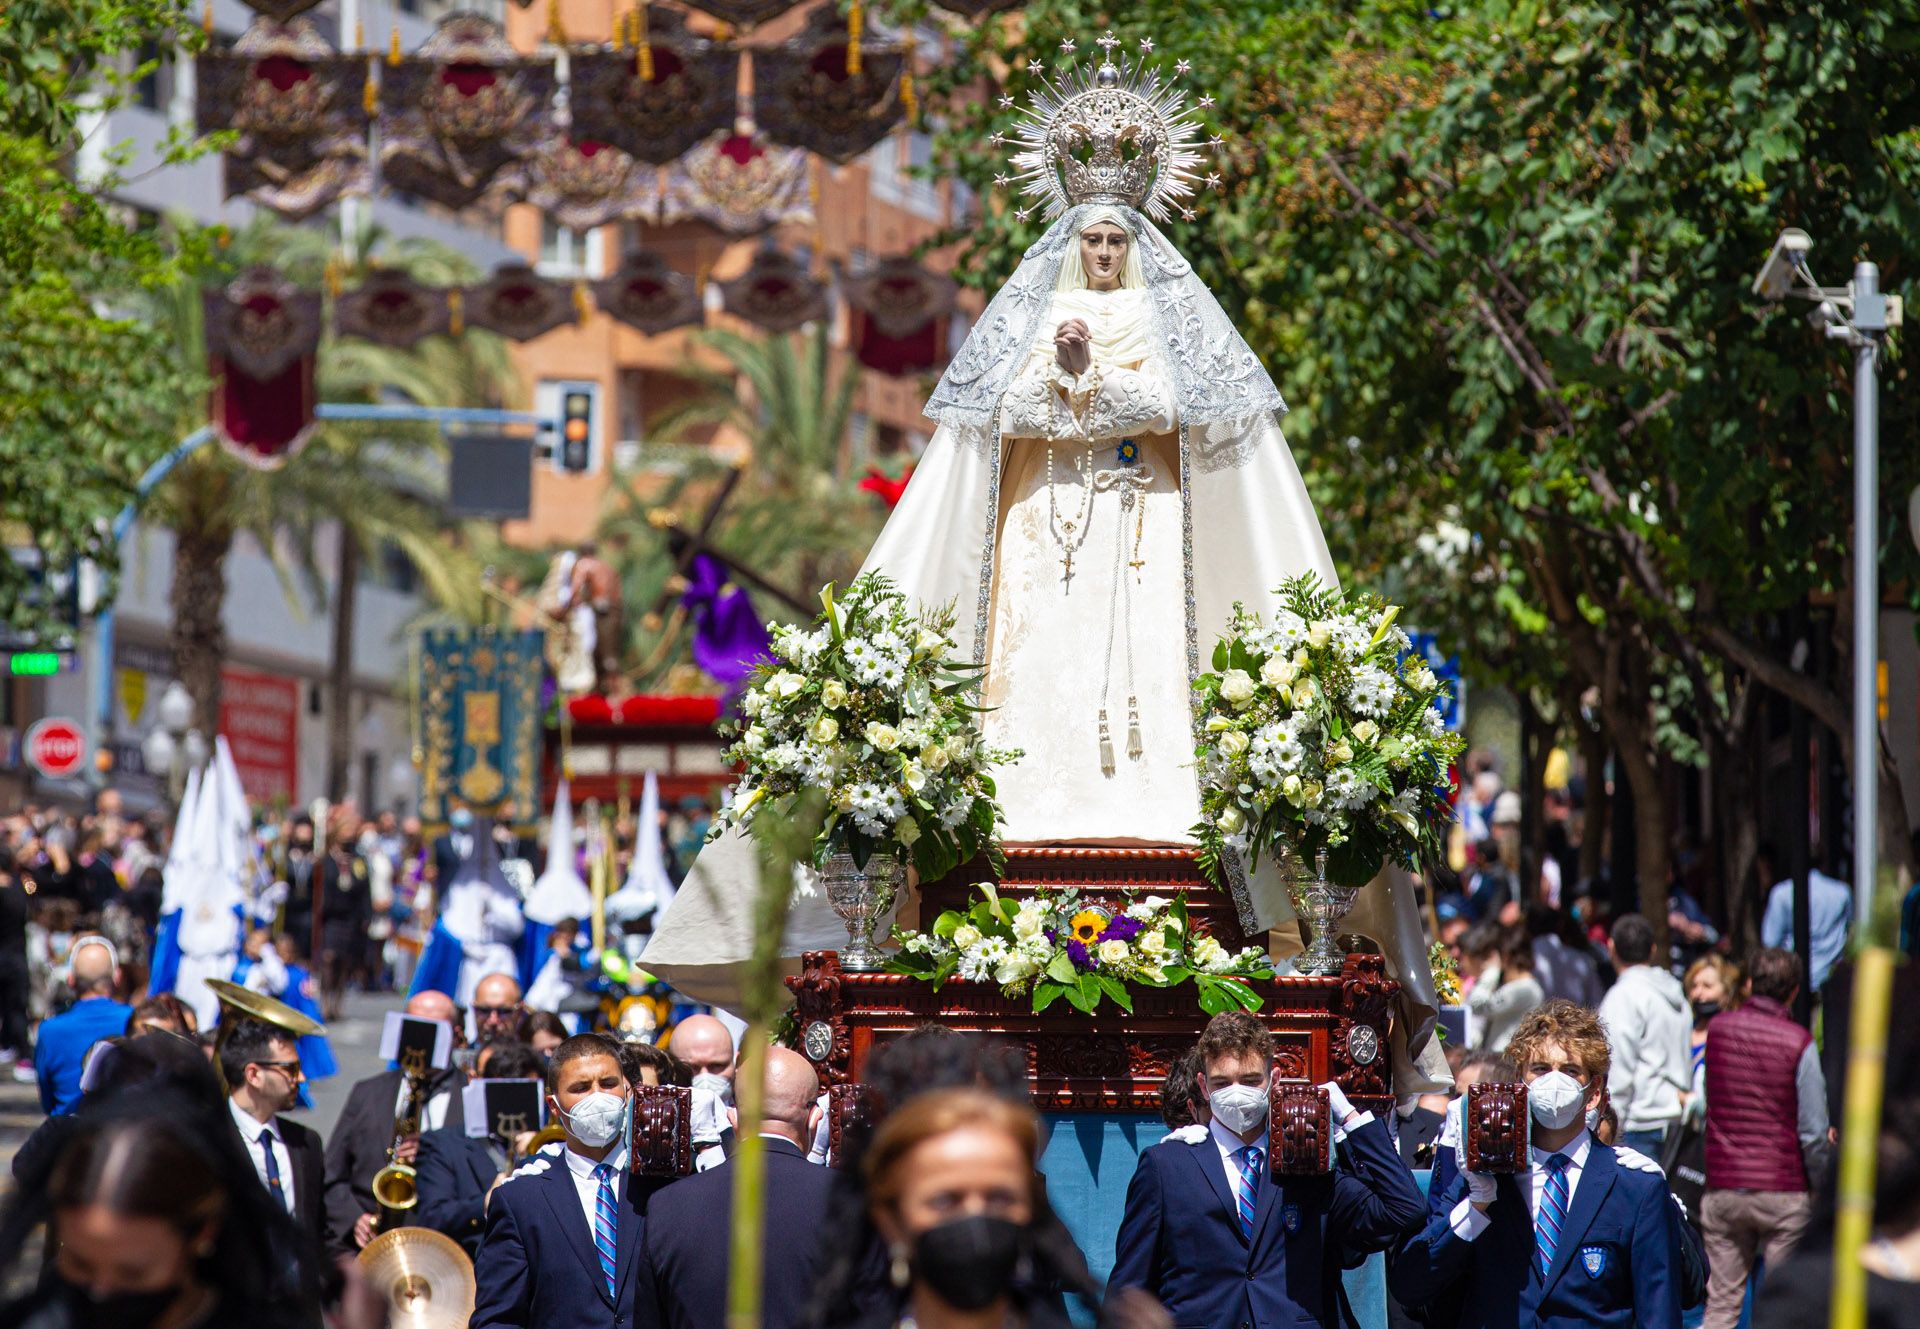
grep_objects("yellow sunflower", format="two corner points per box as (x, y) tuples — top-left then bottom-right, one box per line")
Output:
(1069, 909), (1109, 944)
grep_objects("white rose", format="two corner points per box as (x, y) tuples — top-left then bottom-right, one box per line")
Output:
(1352, 720), (1380, 743)
(743, 726), (767, 753)
(922, 743), (951, 772)
(1220, 730), (1250, 757)
(865, 723), (900, 751)
(820, 680), (849, 709)
(1329, 739), (1354, 765)
(808, 716), (839, 744)
(1308, 622), (1333, 648)
(1412, 666), (1438, 691)
(995, 954), (1039, 985)
(1260, 656), (1295, 688)
(1293, 679), (1318, 706)
(1011, 907), (1045, 940)
(1302, 780), (1324, 808)
(1215, 805), (1245, 834)
(1192, 936), (1227, 970)
(1138, 930), (1168, 957)
(1098, 940), (1131, 966)
(1220, 669), (1257, 708)
(767, 671), (806, 700)
(952, 924), (982, 949)
(944, 734), (972, 761)
(914, 628), (945, 657)
(1283, 774), (1304, 801)
(896, 814), (922, 846)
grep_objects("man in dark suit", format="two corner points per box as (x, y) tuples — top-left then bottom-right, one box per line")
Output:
(222, 1017), (328, 1267)
(432, 804), (481, 891)
(322, 989), (466, 1253)
(1110, 1012), (1427, 1327)
(1391, 999), (1685, 1328)
(640, 1045), (831, 1329)
(474, 1033), (658, 1329)
(416, 1041), (549, 1256)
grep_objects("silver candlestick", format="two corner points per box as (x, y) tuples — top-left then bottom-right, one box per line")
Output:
(822, 851), (902, 971)
(1289, 846), (1359, 976)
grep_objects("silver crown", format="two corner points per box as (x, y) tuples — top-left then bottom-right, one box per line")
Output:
(997, 34), (1214, 223)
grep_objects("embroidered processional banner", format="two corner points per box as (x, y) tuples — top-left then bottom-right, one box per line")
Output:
(416, 628), (545, 827)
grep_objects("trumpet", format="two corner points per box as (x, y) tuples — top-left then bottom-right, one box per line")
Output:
(372, 1053), (430, 1233)
(510, 1121), (568, 1166)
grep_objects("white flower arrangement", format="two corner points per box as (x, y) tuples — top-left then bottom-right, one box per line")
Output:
(707, 574), (1020, 881)
(887, 884), (1273, 1015)
(1192, 574), (1465, 890)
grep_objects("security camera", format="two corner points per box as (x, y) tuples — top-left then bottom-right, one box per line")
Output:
(1752, 228), (1813, 301)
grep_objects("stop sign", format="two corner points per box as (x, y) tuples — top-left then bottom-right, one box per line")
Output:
(26, 717), (87, 779)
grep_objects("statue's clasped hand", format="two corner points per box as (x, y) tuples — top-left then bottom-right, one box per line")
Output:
(1054, 318), (1092, 376)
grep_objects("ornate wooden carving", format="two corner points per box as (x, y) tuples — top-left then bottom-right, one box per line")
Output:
(630, 1084), (694, 1178)
(1465, 1081), (1530, 1174)
(827, 1081), (878, 1167)
(1270, 1084), (1332, 1176)
(1329, 953), (1394, 1102)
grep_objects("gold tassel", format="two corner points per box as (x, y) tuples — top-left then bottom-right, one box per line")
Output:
(388, 26), (401, 65)
(808, 162), (824, 267)
(353, 18), (364, 50)
(637, 3), (653, 81)
(363, 69), (377, 117)
(899, 31), (916, 123)
(573, 279), (592, 325)
(202, 1), (213, 35)
(324, 253), (344, 299)
(448, 288), (464, 337)
(547, 0), (566, 46)
(846, 0), (862, 76)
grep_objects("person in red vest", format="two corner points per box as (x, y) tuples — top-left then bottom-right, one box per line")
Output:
(1699, 947), (1833, 1329)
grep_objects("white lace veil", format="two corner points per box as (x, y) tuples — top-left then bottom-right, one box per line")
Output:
(926, 203), (1286, 430)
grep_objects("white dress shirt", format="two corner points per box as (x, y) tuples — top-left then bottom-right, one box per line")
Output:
(1208, 1115), (1271, 1196)
(231, 1097), (296, 1214)
(561, 1141), (629, 1231)
(394, 1077), (453, 1132)
(1451, 1128), (1594, 1241)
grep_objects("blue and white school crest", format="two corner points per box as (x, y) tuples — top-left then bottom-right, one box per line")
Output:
(1580, 1246), (1609, 1278)
(1283, 1204), (1302, 1234)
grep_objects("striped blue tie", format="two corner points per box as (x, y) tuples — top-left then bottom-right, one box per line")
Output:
(1536, 1153), (1571, 1279)
(592, 1163), (619, 1299)
(1233, 1145), (1263, 1240)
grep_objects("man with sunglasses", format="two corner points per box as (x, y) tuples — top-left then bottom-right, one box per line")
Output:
(472, 971), (526, 1044)
(224, 1017), (327, 1268)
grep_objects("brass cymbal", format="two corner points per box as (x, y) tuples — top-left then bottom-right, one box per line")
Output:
(356, 1228), (476, 1329)
(205, 978), (326, 1039)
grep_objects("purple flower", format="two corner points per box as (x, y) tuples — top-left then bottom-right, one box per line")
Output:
(1065, 939), (1093, 972)
(1100, 915), (1144, 943)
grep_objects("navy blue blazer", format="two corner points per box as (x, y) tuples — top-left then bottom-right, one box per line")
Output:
(1389, 1142), (1682, 1329)
(415, 1126), (506, 1257)
(472, 1149), (659, 1329)
(639, 1135), (836, 1329)
(1109, 1116), (1427, 1329)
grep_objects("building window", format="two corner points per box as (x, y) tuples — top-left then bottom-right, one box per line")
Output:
(134, 39), (164, 111)
(537, 218), (605, 278)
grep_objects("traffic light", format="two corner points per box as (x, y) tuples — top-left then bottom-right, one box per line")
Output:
(560, 387), (594, 473)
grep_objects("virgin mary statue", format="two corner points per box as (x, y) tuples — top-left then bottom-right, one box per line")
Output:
(645, 48), (1446, 1088)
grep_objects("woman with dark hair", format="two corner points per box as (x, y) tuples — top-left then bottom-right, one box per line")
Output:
(516, 1008), (569, 1060)
(807, 1088), (1167, 1329)
(0, 1107), (314, 1329)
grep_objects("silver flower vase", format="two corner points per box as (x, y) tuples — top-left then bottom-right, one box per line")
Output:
(1288, 846), (1360, 976)
(823, 851), (901, 972)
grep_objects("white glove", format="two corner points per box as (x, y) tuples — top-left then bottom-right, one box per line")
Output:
(1444, 1094), (1470, 1177)
(1465, 1170), (1497, 1207)
(1318, 1080), (1359, 1128)
(1612, 1144), (1666, 1177)
(1161, 1123), (1210, 1145)
(690, 1084), (727, 1145)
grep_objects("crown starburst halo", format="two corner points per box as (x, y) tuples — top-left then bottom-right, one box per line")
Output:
(1001, 33), (1215, 224)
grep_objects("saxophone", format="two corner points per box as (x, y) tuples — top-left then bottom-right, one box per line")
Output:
(371, 1052), (429, 1233)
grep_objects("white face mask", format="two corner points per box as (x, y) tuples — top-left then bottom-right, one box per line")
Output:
(691, 1071), (733, 1105)
(1528, 1071), (1588, 1131)
(1208, 1084), (1270, 1135)
(561, 1091), (629, 1148)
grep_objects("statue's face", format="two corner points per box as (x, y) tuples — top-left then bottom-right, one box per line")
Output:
(1079, 222), (1130, 290)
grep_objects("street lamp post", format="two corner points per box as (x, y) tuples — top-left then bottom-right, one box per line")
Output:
(141, 679), (206, 811)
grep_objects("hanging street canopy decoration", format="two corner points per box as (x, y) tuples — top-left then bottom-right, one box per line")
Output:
(378, 13), (556, 210)
(840, 256), (957, 376)
(461, 262), (578, 342)
(928, 0), (1024, 14)
(415, 627), (545, 825)
(332, 268), (453, 347)
(567, 13), (739, 166)
(203, 266), (321, 468)
(717, 248), (829, 333)
(593, 252), (706, 336)
(511, 135), (657, 231)
(196, 18), (369, 221)
(679, 0), (806, 28)
(234, 0), (325, 19)
(754, 7), (906, 164)
(661, 130), (813, 237)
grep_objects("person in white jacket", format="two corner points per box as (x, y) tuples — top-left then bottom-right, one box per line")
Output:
(1597, 912), (1694, 1154)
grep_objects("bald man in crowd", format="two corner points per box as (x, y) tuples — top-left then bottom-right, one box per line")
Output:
(638, 1046), (832, 1329)
(673, 1013), (738, 1167)
(35, 936), (133, 1115)
(471, 971), (525, 1044)
(324, 987), (467, 1252)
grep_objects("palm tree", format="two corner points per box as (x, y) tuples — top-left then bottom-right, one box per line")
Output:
(148, 218), (518, 801)
(624, 324), (877, 609)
